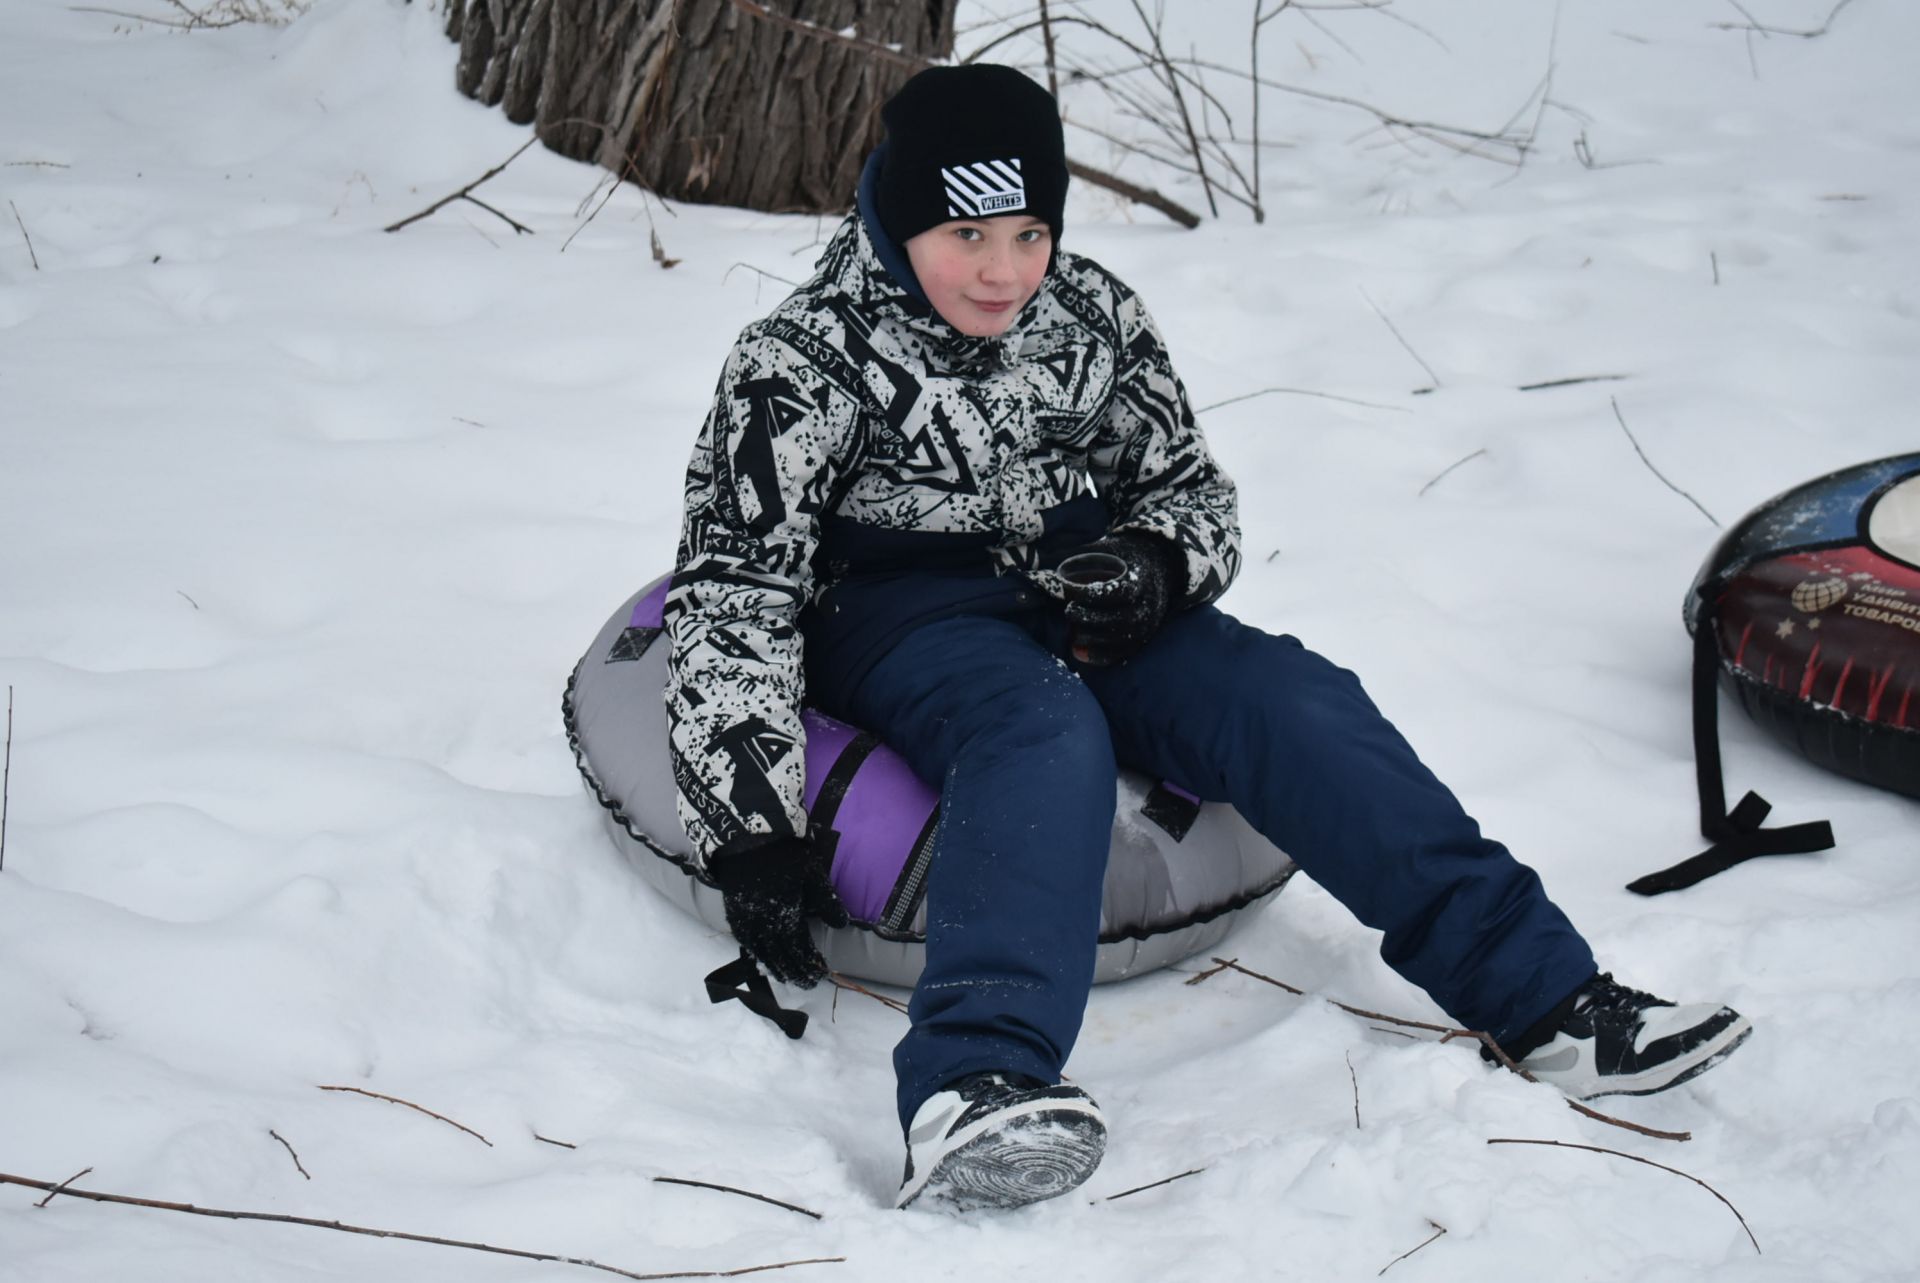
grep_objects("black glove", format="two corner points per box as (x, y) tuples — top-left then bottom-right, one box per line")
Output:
(708, 833), (849, 988)
(1062, 532), (1184, 668)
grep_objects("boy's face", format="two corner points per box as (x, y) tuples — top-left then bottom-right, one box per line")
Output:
(904, 215), (1053, 337)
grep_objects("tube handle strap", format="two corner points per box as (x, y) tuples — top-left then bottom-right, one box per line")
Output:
(1626, 605), (1836, 896)
(704, 949), (809, 1039)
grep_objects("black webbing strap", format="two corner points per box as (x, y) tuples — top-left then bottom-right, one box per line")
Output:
(704, 948), (809, 1039)
(1626, 607), (1836, 895)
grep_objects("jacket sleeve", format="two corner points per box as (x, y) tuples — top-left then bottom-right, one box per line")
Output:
(663, 327), (851, 867)
(1086, 291), (1242, 609)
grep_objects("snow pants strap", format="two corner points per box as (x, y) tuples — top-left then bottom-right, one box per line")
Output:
(1626, 609), (1835, 896)
(704, 948), (809, 1039)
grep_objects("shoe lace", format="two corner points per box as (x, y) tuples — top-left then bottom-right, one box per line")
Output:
(1574, 972), (1663, 1016)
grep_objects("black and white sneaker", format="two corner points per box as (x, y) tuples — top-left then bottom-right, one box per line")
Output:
(1500, 972), (1753, 1100)
(895, 1072), (1107, 1212)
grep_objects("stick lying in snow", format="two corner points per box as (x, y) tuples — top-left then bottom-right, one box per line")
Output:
(1, 685), (12, 871)
(1099, 1167), (1206, 1202)
(1378, 1221), (1447, 1276)
(0, 1170), (844, 1280)
(385, 139), (537, 235)
(1418, 448), (1488, 497)
(827, 974), (910, 1015)
(9, 202), (37, 270)
(1188, 958), (1693, 1142)
(268, 1131), (310, 1180)
(1610, 397), (1719, 527)
(1359, 288), (1440, 392)
(654, 1177), (822, 1221)
(315, 1084), (493, 1147)
(33, 1167), (93, 1208)
(1487, 1138), (1759, 1253)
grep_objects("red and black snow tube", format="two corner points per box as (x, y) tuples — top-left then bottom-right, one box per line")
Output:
(1689, 453), (1920, 799)
(1631, 453), (1919, 894)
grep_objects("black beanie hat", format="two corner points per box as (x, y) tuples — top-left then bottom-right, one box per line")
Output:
(875, 64), (1068, 246)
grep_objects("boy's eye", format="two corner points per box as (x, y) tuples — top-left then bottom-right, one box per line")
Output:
(955, 227), (982, 241)
(1017, 228), (1047, 243)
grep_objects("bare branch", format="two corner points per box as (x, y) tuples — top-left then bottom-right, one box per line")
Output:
(1101, 1167), (1206, 1201)
(1196, 385), (1408, 415)
(1359, 288), (1440, 390)
(1418, 448), (1489, 497)
(460, 193), (533, 236)
(1038, 0), (1060, 100)
(1610, 398), (1719, 527)
(1067, 159), (1202, 228)
(1487, 1138), (1759, 1253)
(384, 138), (538, 235)
(653, 1177), (822, 1221)
(1, 685), (12, 871)
(315, 1084), (493, 1147)
(1378, 1221), (1447, 1275)
(1518, 374), (1628, 392)
(0, 1170), (845, 1280)
(1709, 0), (1854, 38)
(1346, 1051), (1361, 1128)
(728, 0), (922, 70)
(535, 1132), (578, 1149)
(10, 201), (38, 271)
(34, 1167), (93, 1208)
(268, 1131), (310, 1180)
(827, 973), (910, 1015)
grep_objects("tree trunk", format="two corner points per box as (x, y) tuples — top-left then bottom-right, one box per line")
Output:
(444, 0), (957, 214)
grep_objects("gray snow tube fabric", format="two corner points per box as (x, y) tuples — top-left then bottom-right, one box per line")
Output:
(564, 577), (1297, 988)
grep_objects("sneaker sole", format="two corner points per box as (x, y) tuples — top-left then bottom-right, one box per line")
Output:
(902, 1108), (1107, 1212)
(1576, 1016), (1754, 1099)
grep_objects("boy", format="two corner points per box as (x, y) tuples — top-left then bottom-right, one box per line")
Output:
(663, 65), (1750, 1212)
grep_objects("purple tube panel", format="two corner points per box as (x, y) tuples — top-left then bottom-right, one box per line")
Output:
(629, 579), (672, 629)
(801, 709), (936, 924)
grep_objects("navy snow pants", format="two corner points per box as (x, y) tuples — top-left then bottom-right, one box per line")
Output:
(833, 605), (1598, 1128)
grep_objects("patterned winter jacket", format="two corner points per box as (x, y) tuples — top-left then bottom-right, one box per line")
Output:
(664, 208), (1242, 865)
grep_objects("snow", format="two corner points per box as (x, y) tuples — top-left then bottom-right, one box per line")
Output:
(2, 0), (1917, 1279)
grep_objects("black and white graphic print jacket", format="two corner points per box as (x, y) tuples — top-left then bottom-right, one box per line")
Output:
(664, 211), (1242, 865)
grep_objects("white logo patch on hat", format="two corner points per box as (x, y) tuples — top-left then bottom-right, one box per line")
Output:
(943, 158), (1026, 218)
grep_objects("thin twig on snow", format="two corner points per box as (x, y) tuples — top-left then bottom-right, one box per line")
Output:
(1518, 374), (1628, 392)
(1, 685), (12, 872)
(653, 1177), (822, 1221)
(1347, 1051), (1361, 1128)
(1378, 1221), (1447, 1275)
(1418, 448), (1488, 497)
(268, 1131), (310, 1180)
(0, 1170), (845, 1280)
(384, 138), (538, 235)
(315, 1085), (493, 1147)
(1101, 1167), (1206, 1201)
(1487, 1138), (1759, 1253)
(10, 201), (39, 270)
(1359, 288), (1440, 390)
(826, 973), (910, 1015)
(1709, 0), (1854, 38)
(34, 1167), (93, 1208)
(1609, 398), (1719, 527)
(1195, 386), (1408, 415)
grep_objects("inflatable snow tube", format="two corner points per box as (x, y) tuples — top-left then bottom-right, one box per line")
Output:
(1686, 453), (1920, 799)
(564, 576), (1297, 988)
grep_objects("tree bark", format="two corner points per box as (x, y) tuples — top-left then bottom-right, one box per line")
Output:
(444, 0), (959, 214)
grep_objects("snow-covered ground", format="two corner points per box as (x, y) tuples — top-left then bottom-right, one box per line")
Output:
(3, 1), (1916, 1279)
